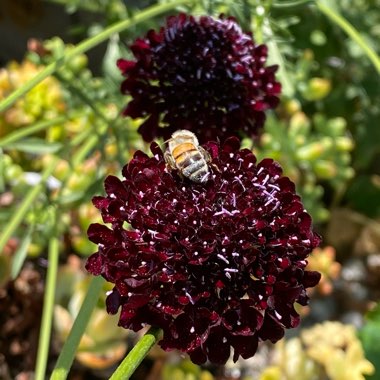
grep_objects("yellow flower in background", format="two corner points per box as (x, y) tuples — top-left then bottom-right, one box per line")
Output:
(0, 60), (65, 136)
(306, 246), (341, 295)
(302, 322), (375, 380)
(260, 321), (374, 380)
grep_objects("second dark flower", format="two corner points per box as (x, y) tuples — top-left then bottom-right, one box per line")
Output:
(117, 14), (281, 143)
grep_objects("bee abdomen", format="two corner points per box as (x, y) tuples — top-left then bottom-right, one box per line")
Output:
(167, 137), (210, 183)
(188, 167), (209, 183)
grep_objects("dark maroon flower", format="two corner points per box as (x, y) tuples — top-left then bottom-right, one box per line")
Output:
(117, 14), (281, 143)
(86, 138), (320, 364)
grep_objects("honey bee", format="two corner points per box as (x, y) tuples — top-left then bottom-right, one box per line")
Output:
(164, 130), (211, 183)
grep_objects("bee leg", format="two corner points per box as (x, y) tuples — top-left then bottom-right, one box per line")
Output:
(199, 146), (221, 173)
(199, 146), (211, 162)
(164, 150), (177, 169)
(164, 150), (184, 180)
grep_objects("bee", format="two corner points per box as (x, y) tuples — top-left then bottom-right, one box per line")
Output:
(164, 130), (211, 183)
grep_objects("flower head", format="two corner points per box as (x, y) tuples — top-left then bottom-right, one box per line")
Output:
(86, 138), (320, 364)
(117, 14), (281, 143)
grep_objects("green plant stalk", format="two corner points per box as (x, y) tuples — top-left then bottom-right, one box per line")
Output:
(50, 276), (105, 380)
(272, 0), (314, 7)
(109, 327), (161, 380)
(0, 116), (67, 147)
(69, 126), (93, 148)
(0, 0), (192, 114)
(0, 149), (5, 192)
(0, 157), (58, 254)
(316, 1), (380, 75)
(34, 234), (60, 380)
(71, 135), (99, 167)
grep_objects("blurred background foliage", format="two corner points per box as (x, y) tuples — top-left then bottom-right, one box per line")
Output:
(0, 0), (380, 379)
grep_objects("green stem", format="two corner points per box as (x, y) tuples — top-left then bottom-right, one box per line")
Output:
(109, 327), (161, 380)
(0, 0), (192, 113)
(71, 135), (99, 167)
(34, 233), (60, 380)
(0, 149), (5, 192)
(316, 1), (380, 75)
(0, 116), (67, 147)
(50, 276), (105, 380)
(272, 0), (314, 7)
(0, 157), (58, 254)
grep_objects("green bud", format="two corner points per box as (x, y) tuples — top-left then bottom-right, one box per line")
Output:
(67, 54), (88, 73)
(46, 125), (65, 142)
(327, 117), (346, 136)
(5, 164), (23, 182)
(283, 99), (301, 115)
(296, 142), (325, 161)
(289, 112), (311, 136)
(314, 160), (337, 179)
(303, 77), (331, 101)
(335, 136), (354, 152)
(260, 133), (273, 146)
(342, 167), (355, 180)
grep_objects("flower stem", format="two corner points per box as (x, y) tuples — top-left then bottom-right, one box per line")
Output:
(272, 0), (314, 8)
(50, 276), (105, 380)
(0, 0), (192, 114)
(34, 233), (59, 380)
(316, 0), (380, 75)
(0, 116), (67, 147)
(109, 327), (161, 380)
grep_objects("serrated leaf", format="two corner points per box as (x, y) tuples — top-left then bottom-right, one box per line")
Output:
(102, 34), (129, 84)
(263, 20), (295, 97)
(4, 138), (62, 154)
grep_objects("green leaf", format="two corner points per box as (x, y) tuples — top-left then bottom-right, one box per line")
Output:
(50, 276), (105, 380)
(366, 303), (380, 322)
(4, 138), (62, 154)
(11, 225), (33, 279)
(359, 303), (380, 380)
(102, 35), (128, 84)
(263, 19), (295, 97)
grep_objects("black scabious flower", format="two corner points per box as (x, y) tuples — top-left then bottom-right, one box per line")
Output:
(86, 138), (320, 365)
(117, 14), (281, 143)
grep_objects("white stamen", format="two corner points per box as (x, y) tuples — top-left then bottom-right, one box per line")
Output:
(274, 310), (282, 320)
(217, 254), (230, 264)
(268, 184), (281, 191)
(186, 292), (195, 304)
(262, 174), (270, 185)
